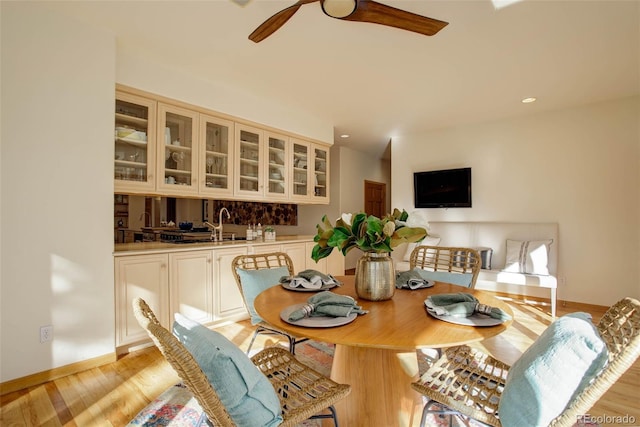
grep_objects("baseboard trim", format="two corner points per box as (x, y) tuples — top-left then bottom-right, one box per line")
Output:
(0, 352), (116, 396)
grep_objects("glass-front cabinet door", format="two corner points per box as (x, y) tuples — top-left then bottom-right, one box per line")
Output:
(312, 144), (330, 202)
(291, 139), (311, 201)
(265, 132), (289, 200)
(199, 114), (234, 197)
(234, 124), (263, 198)
(157, 103), (199, 196)
(114, 91), (157, 193)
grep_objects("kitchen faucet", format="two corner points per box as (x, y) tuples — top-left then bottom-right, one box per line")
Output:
(211, 207), (230, 241)
(203, 208), (231, 241)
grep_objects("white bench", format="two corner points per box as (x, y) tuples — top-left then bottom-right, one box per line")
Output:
(392, 221), (559, 317)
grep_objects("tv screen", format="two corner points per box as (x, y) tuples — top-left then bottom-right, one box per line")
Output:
(414, 167), (472, 208)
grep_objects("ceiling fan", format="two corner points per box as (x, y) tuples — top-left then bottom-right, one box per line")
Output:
(249, 0), (448, 43)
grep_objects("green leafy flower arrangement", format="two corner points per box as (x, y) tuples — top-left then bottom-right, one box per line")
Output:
(311, 208), (428, 262)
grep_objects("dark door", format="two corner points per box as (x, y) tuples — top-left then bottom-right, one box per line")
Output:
(364, 180), (386, 218)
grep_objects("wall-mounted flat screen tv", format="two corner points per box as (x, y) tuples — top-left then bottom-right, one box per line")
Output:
(414, 167), (472, 208)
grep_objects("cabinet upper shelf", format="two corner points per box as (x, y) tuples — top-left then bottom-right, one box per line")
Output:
(115, 112), (148, 127)
(115, 137), (148, 148)
(164, 144), (191, 152)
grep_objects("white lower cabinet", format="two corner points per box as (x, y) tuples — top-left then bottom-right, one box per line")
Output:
(250, 243), (283, 255)
(115, 253), (169, 348)
(114, 239), (331, 351)
(281, 242), (307, 273)
(305, 241), (345, 276)
(247, 240), (345, 276)
(116, 247), (248, 351)
(326, 249), (346, 276)
(169, 250), (214, 325)
(212, 246), (248, 320)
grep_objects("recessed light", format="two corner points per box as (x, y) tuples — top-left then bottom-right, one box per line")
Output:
(340, 134), (350, 138)
(521, 97), (537, 104)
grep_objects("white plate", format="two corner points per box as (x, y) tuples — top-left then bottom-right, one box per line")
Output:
(425, 307), (505, 327)
(280, 303), (357, 328)
(280, 281), (340, 292)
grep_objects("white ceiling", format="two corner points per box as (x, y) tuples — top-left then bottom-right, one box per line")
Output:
(45, 0), (639, 157)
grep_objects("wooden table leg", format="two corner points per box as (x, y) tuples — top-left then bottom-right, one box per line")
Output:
(329, 344), (422, 427)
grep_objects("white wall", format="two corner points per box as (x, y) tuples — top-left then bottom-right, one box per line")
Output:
(1, 4), (115, 381)
(337, 146), (392, 270)
(392, 96), (640, 306)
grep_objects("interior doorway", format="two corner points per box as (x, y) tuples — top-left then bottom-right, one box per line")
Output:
(364, 180), (386, 218)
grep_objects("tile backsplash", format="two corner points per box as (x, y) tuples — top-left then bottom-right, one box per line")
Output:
(210, 200), (297, 226)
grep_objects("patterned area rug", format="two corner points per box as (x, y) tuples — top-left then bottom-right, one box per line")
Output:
(126, 383), (487, 427)
(127, 341), (334, 427)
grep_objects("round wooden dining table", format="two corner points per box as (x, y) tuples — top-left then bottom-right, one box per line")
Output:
(253, 276), (513, 427)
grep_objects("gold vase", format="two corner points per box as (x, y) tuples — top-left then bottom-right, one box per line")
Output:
(354, 252), (395, 301)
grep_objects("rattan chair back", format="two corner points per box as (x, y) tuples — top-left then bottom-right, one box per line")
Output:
(409, 245), (481, 288)
(231, 252), (294, 302)
(132, 297), (236, 426)
(231, 252), (305, 354)
(132, 297), (350, 427)
(550, 296), (640, 426)
(411, 297), (640, 427)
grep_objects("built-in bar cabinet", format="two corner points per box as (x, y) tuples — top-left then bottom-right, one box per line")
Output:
(115, 85), (331, 204)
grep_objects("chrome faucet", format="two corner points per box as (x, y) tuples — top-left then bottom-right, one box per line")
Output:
(215, 207), (230, 241)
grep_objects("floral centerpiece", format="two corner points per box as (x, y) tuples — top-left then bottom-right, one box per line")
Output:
(311, 208), (429, 262)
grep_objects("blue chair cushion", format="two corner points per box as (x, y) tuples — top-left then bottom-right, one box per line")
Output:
(414, 269), (473, 287)
(498, 312), (608, 427)
(236, 266), (289, 324)
(172, 313), (282, 427)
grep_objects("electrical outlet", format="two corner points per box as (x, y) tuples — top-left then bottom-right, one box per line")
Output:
(40, 325), (53, 343)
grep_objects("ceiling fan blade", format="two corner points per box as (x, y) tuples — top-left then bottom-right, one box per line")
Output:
(249, 0), (319, 43)
(339, 0), (448, 36)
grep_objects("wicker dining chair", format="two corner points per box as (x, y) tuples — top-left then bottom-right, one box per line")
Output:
(409, 245), (481, 288)
(133, 297), (350, 427)
(411, 297), (640, 427)
(232, 252), (308, 354)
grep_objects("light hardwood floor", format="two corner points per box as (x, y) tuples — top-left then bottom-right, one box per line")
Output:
(1, 297), (638, 426)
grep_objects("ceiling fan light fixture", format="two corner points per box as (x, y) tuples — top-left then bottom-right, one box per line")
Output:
(321, 0), (357, 18)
